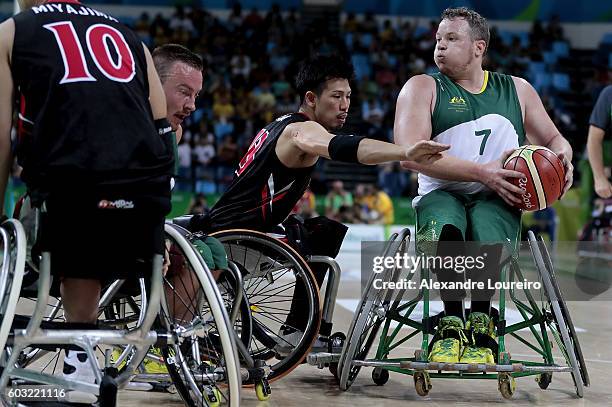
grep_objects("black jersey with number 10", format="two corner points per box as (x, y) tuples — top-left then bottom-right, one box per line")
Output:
(11, 0), (173, 193)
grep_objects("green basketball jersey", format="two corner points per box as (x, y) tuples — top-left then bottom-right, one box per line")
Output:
(417, 70), (526, 198)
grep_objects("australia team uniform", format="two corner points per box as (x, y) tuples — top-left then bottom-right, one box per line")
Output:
(416, 71), (525, 247)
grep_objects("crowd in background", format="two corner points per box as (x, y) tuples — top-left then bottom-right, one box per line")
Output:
(9, 2), (612, 224)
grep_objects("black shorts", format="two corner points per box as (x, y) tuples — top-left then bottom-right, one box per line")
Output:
(38, 192), (167, 280)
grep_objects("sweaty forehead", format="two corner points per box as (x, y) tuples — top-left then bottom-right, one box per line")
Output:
(437, 18), (470, 35)
(169, 61), (203, 90)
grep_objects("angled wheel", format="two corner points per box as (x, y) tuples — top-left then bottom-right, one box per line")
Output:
(212, 229), (321, 382)
(161, 224), (241, 407)
(528, 231), (586, 398)
(0, 219), (26, 359)
(338, 230), (410, 391)
(536, 235), (589, 387)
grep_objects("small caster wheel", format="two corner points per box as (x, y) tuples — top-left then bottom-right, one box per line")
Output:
(166, 383), (177, 394)
(498, 373), (516, 399)
(329, 363), (339, 381)
(99, 375), (118, 407)
(414, 371), (431, 397)
(536, 372), (552, 390)
(328, 332), (346, 352)
(372, 368), (389, 386)
(204, 386), (222, 407)
(255, 380), (271, 401)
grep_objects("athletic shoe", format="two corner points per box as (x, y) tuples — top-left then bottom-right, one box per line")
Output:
(428, 316), (467, 363)
(459, 312), (497, 364)
(142, 347), (168, 374)
(62, 349), (98, 404)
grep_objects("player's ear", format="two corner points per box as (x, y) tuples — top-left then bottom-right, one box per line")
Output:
(305, 91), (317, 108)
(474, 39), (487, 58)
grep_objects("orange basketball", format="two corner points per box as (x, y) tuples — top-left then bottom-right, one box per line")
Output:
(503, 145), (565, 211)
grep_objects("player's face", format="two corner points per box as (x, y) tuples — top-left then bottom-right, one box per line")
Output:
(434, 18), (482, 76)
(162, 61), (203, 131)
(313, 78), (351, 130)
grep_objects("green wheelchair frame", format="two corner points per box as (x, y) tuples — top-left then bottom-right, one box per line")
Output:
(337, 226), (589, 399)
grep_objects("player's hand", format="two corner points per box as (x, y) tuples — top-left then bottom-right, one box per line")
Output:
(404, 140), (450, 165)
(594, 176), (612, 199)
(480, 149), (525, 207)
(557, 151), (573, 198)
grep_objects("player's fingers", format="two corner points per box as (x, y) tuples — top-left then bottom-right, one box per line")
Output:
(497, 177), (525, 196)
(501, 181), (525, 198)
(500, 169), (524, 179)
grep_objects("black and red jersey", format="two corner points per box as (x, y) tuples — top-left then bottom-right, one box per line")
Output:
(11, 1), (173, 193)
(209, 113), (315, 232)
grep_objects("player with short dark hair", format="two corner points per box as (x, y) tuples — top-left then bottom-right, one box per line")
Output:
(182, 54), (449, 348)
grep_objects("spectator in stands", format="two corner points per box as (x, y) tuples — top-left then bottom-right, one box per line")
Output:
(292, 188), (318, 219)
(325, 180), (353, 221)
(587, 85), (612, 198)
(363, 184), (394, 224)
(188, 193), (210, 215)
(177, 137), (192, 191)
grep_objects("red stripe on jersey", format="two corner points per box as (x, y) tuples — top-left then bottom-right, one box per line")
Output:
(261, 185), (269, 221)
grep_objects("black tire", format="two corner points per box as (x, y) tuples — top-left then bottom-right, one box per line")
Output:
(528, 232), (585, 398)
(212, 229), (321, 382)
(536, 235), (590, 387)
(338, 230), (410, 390)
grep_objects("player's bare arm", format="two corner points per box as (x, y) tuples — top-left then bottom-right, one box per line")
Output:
(587, 125), (611, 198)
(0, 18), (15, 215)
(276, 119), (449, 169)
(512, 76), (573, 196)
(396, 75), (524, 204)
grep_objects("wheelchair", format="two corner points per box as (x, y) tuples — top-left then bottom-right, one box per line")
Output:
(0, 202), (243, 406)
(336, 227), (589, 399)
(208, 228), (346, 382)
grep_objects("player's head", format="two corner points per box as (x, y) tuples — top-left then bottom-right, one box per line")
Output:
(18, 0), (44, 9)
(435, 7), (489, 76)
(296, 55), (354, 130)
(152, 44), (205, 131)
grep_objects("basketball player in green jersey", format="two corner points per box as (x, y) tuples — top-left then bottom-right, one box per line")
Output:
(395, 7), (573, 364)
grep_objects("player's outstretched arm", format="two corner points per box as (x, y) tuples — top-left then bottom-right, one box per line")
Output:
(0, 19), (15, 215)
(285, 120), (449, 165)
(513, 76), (573, 196)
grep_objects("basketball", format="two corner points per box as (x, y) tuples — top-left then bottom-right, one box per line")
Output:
(503, 145), (565, 211)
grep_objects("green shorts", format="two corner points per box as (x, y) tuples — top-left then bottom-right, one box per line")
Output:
(192, 236), (228, 270)
(415, 190), (521, 254)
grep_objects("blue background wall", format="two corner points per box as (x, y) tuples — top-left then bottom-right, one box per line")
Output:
(2, 0), (610, 22)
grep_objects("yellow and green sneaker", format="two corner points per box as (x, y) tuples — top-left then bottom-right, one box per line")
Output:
(460, 312), (496, 364)
(142, 347), (168, 374)
(428, 316), (467, 363)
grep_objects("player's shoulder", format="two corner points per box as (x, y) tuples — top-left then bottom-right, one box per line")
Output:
(406, 73), (436, 88)
(598, 84), (612, 100)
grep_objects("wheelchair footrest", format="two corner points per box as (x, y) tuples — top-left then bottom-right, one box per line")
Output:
(395, 361), (573, 373)
(307, 352), (340, 368)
